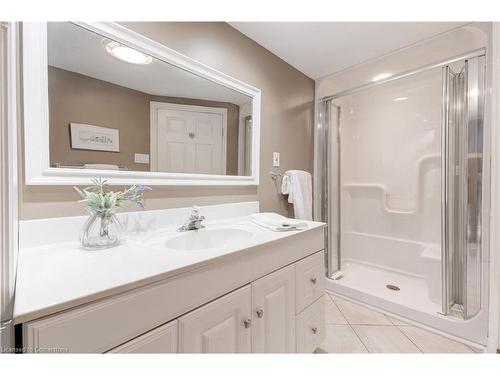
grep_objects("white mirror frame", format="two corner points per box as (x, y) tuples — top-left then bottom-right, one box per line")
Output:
(22, 22), (261, 186)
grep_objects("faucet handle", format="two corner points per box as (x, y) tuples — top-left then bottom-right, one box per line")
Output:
(189, 205), (201, 218)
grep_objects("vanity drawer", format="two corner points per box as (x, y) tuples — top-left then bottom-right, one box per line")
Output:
(295, 296), (325, 353)
(108, 320), (178, 353)
(295, 251), (325, 313)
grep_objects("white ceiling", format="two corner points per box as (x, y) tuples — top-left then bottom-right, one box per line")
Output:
(47, 22), (251, 105)
(229, 22), (468, 79)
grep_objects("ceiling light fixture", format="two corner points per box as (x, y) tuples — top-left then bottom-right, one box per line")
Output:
(104, 41), (153, 65)
(393, 96), (408, 102)
(372, 72), (392, 82)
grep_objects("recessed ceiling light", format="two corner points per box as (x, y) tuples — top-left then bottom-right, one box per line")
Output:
(104, 41), (152, 65)
(393, 96), (408, 102)
(372, 73), (392, 82)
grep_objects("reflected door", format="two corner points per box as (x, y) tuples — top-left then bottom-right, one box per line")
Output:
(152, 103), (226, 175)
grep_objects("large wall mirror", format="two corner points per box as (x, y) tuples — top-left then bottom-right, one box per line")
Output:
(23, 22), (261, 185)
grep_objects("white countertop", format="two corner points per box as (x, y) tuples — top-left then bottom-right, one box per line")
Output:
(14, 214), (325, 324)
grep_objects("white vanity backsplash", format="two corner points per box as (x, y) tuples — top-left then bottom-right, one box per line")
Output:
(19, 201), (260, 249)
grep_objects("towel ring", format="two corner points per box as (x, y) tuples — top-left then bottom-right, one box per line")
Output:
(270, 170), (285, 180)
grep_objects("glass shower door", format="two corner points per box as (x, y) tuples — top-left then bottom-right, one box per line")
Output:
(321, 54), (485, 320)
(334, 68), (443, 315)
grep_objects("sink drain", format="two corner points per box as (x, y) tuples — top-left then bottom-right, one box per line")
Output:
(386, 284), (400, 291)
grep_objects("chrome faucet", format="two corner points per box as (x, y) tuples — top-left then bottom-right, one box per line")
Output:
(178, 206), (206, 232)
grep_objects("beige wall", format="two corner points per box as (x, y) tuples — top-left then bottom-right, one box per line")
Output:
(48, 66), (151, 171)
(48, 66), (241, 174)
(19, 22), (315, 219)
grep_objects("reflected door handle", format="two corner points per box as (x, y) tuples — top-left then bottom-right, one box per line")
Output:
(310, 277), (317, 284)
(311, 326), (318, 334)
(243, 318), (252, 328)
(256, 309), (264, 319)
(188, 132), (195, 139)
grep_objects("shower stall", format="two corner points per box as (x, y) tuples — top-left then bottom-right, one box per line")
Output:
(316, 49), (489, 345)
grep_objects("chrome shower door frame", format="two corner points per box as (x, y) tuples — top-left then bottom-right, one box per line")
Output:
(316, 49), (487, 319)
(442, 55), (486, 318)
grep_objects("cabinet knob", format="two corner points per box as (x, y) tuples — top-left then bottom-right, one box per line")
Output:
(243, 318), (252, 328)
(311, 326), (318, 334)
(256, 309), (264, 319)
(310, 277), (317, 284)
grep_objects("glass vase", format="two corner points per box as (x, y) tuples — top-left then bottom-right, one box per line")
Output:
(80, 211), (123, 249)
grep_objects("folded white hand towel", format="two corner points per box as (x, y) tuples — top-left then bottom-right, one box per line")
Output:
(281, 170), (313, 220)
(250, 212), (307, 232)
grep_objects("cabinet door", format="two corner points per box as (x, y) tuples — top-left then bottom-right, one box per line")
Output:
(108, 320), (177, 353)
(252, 265), (296, 353)
(178, 285), (251, 353)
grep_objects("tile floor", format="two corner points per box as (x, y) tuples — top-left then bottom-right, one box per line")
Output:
(319, 293), (482, 354)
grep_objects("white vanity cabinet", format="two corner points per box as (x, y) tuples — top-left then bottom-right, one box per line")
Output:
(177, 256), (322, 354)
(20, 226), (326, 354)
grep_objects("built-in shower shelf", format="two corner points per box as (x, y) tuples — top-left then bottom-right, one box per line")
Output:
(343, 153), (440, 215)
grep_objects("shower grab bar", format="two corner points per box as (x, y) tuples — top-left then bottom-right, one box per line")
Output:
(343, 184), (416, 215)
(343, 154), (440, 215)
(319, 48), (485, 103)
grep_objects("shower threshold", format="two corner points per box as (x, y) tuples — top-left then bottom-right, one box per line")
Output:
(326, 261), (487, 346)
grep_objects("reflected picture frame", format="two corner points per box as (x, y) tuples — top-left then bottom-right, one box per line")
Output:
(69, 123), (120, 152)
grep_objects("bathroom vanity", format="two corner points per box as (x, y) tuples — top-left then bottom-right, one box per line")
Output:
(13, 22), (326, 353)
(14, 202), (326, 353)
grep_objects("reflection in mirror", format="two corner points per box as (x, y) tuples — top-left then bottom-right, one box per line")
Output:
(47, 22), (253, 176)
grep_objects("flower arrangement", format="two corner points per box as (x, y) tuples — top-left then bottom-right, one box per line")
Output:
(75, 178), (151, 249)
(75, 178), (151, 215)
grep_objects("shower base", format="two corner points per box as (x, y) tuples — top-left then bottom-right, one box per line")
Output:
(326, 261), (488, 346)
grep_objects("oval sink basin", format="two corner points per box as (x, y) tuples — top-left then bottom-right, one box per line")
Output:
(165, 228), (253, 251)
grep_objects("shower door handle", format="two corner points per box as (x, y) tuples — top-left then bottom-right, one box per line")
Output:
(440, 60), (484, 319)
(441, 65), (451, 316)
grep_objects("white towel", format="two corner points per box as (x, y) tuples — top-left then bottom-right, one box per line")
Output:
(250, 213), (307, 232)
(281, 170), (312, 220)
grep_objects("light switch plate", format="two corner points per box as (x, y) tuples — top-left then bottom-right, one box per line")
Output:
(273, 152), (280, 167)
(134, 153), (150, 164)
